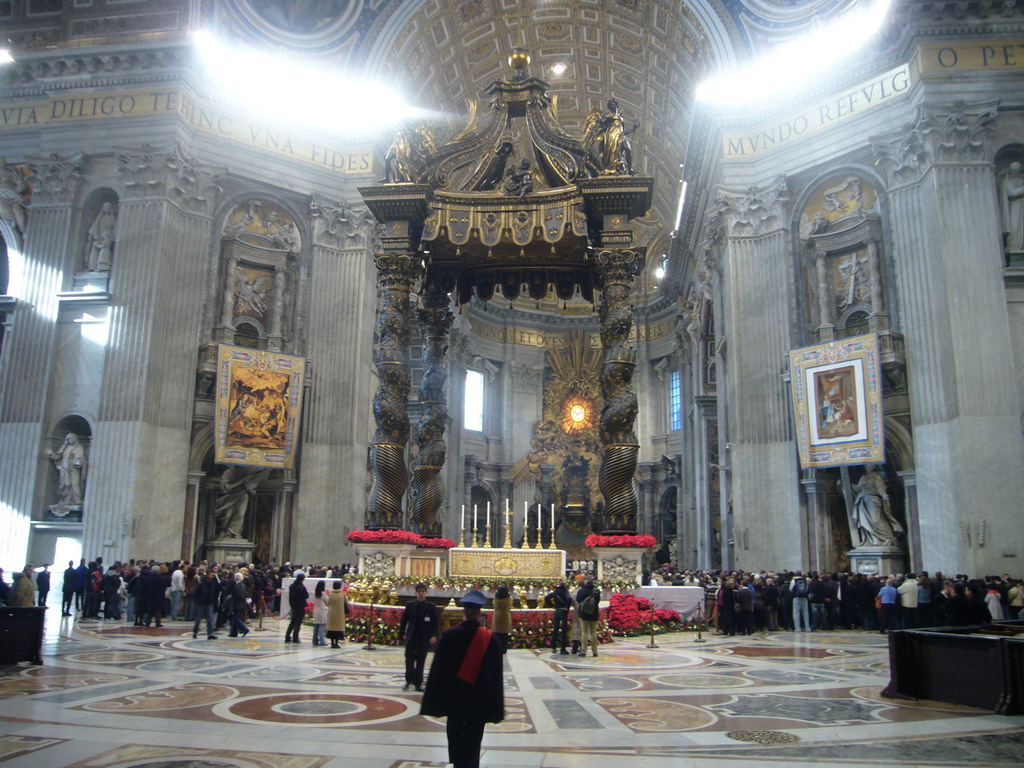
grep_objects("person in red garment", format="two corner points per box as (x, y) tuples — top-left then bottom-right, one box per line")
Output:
(420, 590), (504, 768)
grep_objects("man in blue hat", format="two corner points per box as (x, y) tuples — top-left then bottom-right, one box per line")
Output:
(421, 589), (504, 768)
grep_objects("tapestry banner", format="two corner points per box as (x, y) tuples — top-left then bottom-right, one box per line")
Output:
(789, 332), (885, 469)
(215, 345), (305, 469)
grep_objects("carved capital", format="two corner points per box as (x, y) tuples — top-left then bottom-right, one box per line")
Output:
(509, 361), (541, 390)
(591, 248), (643, 287)
(310, 197), (380, 251)
(374, 253), (422, 291)
(26, 152), (83, 206)
(116, 143), (220, 212)
(713, 176), (788, 237)
(872, 100), (998, 187)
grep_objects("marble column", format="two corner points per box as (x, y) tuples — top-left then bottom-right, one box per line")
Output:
(84, 144), (219, 562)
(0, 153), (81, 568)
(295, 201), (377, 561)
(872, 100), (1024, 575)
(366, 252), (421, 530)
(410, 281), (453, 537)
(714, 178), (802, 569)
(592, 247), (643, 533)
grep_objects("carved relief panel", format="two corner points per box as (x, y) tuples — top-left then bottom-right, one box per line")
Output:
(217, 199), (301, 351)
(799, 175), (888, 341)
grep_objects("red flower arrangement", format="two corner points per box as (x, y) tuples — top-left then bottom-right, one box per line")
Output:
(418, 537), (457, 549)
(346, 530), (456, 549)
(585, 534), (658, 548)
(607, 593), (681, 635)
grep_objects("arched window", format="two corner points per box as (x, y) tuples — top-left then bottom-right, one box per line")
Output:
(233, 320), (263, 349)
(464, 369), (484, 431)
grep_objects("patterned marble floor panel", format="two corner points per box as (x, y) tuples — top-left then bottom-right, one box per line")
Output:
(1, 605), (1022, 767)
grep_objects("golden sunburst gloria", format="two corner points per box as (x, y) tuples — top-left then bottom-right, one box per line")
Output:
(561, 395), (593, 434)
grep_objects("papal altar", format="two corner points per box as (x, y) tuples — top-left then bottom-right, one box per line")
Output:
(447, 546), (566, 579)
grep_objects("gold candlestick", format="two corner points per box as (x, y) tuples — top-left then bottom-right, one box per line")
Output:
(458, 527), (465, 548)
(470, 526), (478, 548)
(503, 512), (513, 549)
(484, 521), (492, 547)
(547, 525), (558, 549)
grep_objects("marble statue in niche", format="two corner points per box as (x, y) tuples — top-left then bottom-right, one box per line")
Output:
(1000, 161), (1024, 257)
(212, 465), (271, 539)
(850, 465), (902, 547)
(85, 202), (117, 272)
(46, 433), (87, 511)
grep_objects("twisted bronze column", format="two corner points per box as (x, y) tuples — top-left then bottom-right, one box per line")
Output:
(368, 253), (422, 529)
(593, 248), (642, 533)
(410, 282), (453, 536)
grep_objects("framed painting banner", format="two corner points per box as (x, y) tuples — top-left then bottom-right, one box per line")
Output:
(789, 332), (884, 469)
(215, 345), (305, 469)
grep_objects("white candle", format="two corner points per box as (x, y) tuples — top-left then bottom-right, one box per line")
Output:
(486, 501), (490, 527)
(473, 504), (478, 529)
(551, 506), (555, 531)
(461, 504), (465, 531)
(524, 500), (528, 530)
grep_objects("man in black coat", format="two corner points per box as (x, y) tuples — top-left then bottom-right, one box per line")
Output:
(192, 570), (219, 640)
(421, 590), (504, 768)
(61, 560), (77, 616)
(284, 571), (308, 643)
(36, 564), (51, 607)
(399, 583), (439, 691)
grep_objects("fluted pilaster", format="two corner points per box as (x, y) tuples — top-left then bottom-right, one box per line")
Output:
(871, 100), (1024, 574)
(293, 200), (378, 560)
(84, 144), (219, 562)
(0, 153), (81, 567)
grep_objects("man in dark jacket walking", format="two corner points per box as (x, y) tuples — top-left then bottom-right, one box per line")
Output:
(546, 583), (572, 654)
(192, 570), (219, 640)
(284, 571), (308, 643)
(399, 583), (439, 691)
(421, 590), (504, 768)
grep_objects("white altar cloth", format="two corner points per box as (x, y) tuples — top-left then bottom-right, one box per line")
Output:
(634, 585), (706, 619)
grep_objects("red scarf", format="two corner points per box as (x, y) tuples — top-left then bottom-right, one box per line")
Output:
(457, 626), (492, 685)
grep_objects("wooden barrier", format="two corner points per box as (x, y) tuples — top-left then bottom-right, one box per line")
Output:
(0, 606), (45, 665)
(882, 621), (1024, 714)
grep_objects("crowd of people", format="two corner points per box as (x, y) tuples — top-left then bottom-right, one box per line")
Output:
(0, 558), (359, 641)
(646, 566), (1024, 635)
(2, 557), (1021, 644)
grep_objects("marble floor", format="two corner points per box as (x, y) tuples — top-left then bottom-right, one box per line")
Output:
(1, 606), (1022, 768)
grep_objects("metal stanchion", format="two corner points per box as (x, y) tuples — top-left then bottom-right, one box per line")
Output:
(693, 597), (707, 643)
(646, 604), (659, 649)
(363, 600), (377, 650)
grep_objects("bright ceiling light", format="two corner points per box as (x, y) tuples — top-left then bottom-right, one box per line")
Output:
(550, 62), (567, 76)
(191, 30), (421, 134)
(695, 0), (893, 105)
(0, 49), (14, 65)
